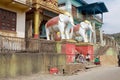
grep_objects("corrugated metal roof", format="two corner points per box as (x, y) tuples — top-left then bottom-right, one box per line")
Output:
(76, 0), (88, 5)
(78, 2), (108, 14)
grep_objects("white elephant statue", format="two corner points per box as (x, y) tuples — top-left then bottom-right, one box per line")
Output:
(45, 12), (74, 40)
(73, 20), (94, 42)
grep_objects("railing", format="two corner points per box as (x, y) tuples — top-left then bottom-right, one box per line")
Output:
(0, 35), (26, 53)
(94, 43), (119, 58)
(92, 15), (102, 22)
(26, 38), (57, 53)
(0, 35), (57, 53)
(0, 34), (119, 54)
(95, 35), (119, 57)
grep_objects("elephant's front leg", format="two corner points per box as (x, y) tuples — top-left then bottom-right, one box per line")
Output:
(80, 30), (88, 42)
(89, 31), (92, 42)
(58, 23), (65, 39)
(51, 33), (54, 40)
(45, 28), (50, 40)
(84, 34), (88, 42)
(65, 29), (70, 39)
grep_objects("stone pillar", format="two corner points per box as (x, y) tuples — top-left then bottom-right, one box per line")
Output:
(89, 29), (92, 43)
(92, 22), (96, 44)
(66, 0), (72, 13)
(26, 20), (33, 38)
(99, 28), (103, 46)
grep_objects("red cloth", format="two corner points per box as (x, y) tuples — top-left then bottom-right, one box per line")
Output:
(50, 67), (58, 74)
(46, 16), (59, 27)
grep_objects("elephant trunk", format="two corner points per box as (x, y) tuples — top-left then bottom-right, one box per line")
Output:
(70, 27), (73, 39)
(69, 20), (74, 39)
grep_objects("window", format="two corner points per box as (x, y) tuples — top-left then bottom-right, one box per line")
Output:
(0, 8), (16, 31)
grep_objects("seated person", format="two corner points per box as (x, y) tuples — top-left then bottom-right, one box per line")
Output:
(85, 53), (90, 62)
(94, 56), (100, 65)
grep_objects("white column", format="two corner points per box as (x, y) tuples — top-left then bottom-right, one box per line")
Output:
(99, 28), (103, 46)
(66, 0), (72, 13)
(92, 22), (96, 44)
(88, 30), (92, 43)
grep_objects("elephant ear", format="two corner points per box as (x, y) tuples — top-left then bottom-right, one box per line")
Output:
(59, 14), (64, 22)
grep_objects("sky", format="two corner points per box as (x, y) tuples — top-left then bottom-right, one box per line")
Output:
(85, 0), (120, 34)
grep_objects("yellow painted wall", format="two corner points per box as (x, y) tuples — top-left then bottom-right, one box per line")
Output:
(0, 53), (66, 78)
(106, 48), (116, 55)
(100, 48), (118, 66)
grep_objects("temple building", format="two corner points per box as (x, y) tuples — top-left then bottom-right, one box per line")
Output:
(0, 0), (108, 46)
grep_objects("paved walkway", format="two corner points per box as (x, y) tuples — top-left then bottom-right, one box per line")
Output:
(1, 66), (120, 80)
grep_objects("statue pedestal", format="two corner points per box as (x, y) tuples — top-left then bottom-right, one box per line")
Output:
(56, 39), (76, 63)
(56, 40), (94, 62)
(75, 42), (94, 60)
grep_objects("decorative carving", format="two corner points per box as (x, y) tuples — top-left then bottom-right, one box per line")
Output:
(42, 0), (57, 6)
(33, 0), (64, 14)
(39, 0), (58, 9)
